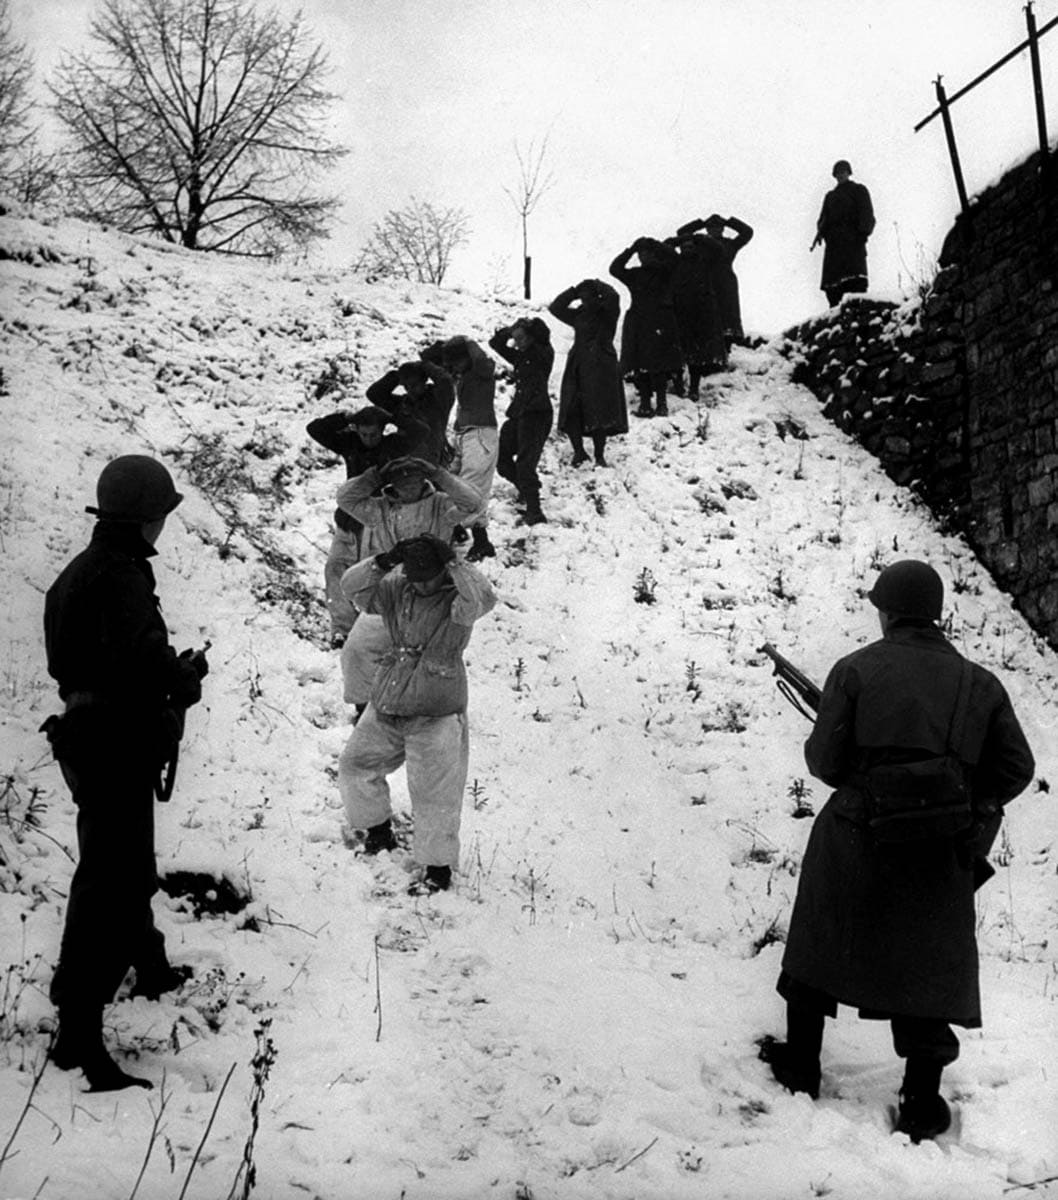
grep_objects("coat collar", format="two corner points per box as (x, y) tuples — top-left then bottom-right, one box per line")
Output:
(882, 618), (952, 650)
(90, 520), (158, 560)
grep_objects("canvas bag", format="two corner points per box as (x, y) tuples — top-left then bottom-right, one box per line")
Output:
(864, 658), (974, 844)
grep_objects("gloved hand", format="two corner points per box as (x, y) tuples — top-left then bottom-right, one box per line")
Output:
(413, 533), (457, 564)
(170, 655), (203, 708)
(374, 543), (406, 573)
(179, 645), (210, 680)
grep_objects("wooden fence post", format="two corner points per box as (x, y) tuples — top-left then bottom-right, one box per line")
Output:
(935, 76), (971, 216)
(1025, 3), (1051, 160)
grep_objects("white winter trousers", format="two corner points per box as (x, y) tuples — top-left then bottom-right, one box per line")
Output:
(339, 614), (390, 704)
(339, 705), (469, 868)
(450, 427), (498, 528)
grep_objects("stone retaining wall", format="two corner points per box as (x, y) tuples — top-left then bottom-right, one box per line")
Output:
(784, 150), (1058, 644)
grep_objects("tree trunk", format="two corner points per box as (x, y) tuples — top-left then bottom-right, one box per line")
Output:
(523, 255), (532, 300)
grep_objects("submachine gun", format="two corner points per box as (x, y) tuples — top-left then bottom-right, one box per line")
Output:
(759, 643), (821, 721)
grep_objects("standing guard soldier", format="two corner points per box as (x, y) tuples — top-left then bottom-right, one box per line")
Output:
(760, 561), (1034, 1142)
(812, 159), (875, 307)
(42, 455), (209, 1091)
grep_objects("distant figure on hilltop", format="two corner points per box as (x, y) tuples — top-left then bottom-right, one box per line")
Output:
(548, 278), (627, 468)
(489, 317), (554, 526)
(609, 236), (682, 419)
(678, 213), (754, 349)
(811, 160), (875, 307)
(759, 560), (1034, 1144)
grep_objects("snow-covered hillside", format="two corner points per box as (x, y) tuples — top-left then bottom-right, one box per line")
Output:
(1, 213), (1056, 1200)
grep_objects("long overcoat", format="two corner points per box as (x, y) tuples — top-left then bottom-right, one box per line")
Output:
(670, 237), (726, 368)
(710, 219), (753, 339)
(816, 180), (875, 290)
(782, 620), (1034, 1025)
(609, 243), (682, 375)
(549, 283), (628, 435)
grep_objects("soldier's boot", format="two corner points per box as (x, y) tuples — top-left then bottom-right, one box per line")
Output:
(895, 1057), (951, 1143)
(465, 526), (496, 562)
(408, 865), (452, 895)
(363, 819), (397, 856)
(129, 962), (193, 1001)
(757, 1003), (824, 1099)
(569, 433), (590, 467)
(52, 1005), (152, 1092)
(519, 491), (548, 525)
(521, 505), (548, 526)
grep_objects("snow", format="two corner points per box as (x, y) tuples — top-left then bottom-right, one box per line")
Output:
(1, 211), (1056, 1200)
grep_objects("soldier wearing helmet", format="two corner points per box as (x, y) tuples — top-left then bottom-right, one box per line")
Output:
(760, 559), (1034, 1143)
(42, 454), (209, 1091)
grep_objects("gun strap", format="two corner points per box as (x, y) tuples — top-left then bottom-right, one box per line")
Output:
(946, 658), (974, 761)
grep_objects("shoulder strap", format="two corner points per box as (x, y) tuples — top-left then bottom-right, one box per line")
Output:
(945, 657), (974, 760)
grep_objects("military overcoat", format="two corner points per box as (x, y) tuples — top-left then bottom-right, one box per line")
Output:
(549, 283), (628, 436)
(782, 621), (1034, 1025)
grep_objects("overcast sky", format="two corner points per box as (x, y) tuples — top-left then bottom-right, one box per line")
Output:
(12, 0), (1058, 332)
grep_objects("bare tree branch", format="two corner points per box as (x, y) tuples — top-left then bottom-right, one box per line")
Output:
(355, 197), (471, 286)
(0, 0), (34, 166)
(502, 132), (556, 299)
(49, 0), (347, 255)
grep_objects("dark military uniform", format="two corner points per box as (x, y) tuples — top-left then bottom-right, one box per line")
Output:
(366, 364), (455, 466)
(781, 619), (1035, 1059)
(549, 281), (628, 464)
(490, 322), (555, 523)
(45, 521), (201, 1009)
(816, 179), (875, 305)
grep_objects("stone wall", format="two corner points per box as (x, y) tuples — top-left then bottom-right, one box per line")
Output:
(784, 150), (1058, 645)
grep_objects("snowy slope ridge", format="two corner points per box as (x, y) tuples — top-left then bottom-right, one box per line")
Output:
(0, 213), (1056, 1200)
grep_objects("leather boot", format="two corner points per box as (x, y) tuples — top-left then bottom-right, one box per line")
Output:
(757, 1003), (825, 1099)
(363, 819), (397, 855)
(52, 1005), (152, 1092)
(895, 1057), (951, 1142)
(408, 865), (451, 895)
(129, 962), (192, 1001)
(465, 526), (496, 562)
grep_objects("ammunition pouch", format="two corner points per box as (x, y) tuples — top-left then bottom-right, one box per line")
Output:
(862, 755), (973, 844)
(40, 698), (185, 800)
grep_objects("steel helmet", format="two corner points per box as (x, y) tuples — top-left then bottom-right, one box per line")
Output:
(87, 455), (183, 522)
(867, 560), (944, 620)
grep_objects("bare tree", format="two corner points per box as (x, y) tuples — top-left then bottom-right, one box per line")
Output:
(0, 0), (35, 175)
(50, 0), (347, 256)
(503, 133), (555, 300)
(355, 198), (470, 286)
(7, 141), (63, 206)
(0, 0), (64, 209)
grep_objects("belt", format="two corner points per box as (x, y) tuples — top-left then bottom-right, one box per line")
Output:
(391, 645), (423, 660)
